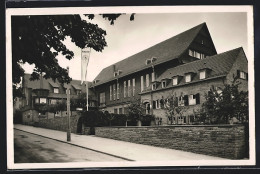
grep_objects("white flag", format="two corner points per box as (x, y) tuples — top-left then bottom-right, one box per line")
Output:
(81, 47), (91, 84)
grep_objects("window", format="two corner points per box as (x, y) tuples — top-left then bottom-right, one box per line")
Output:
(178, 96), (185, 106)
(40, 98), (47, 104)
(76, 90), (81, 95)
(152, 83), (157, 90)
(35, 98), (39, 104)
(189, 95), (196, 105)
(200, 70), (206, 79)
(173, 77), (178, 85)
(155, 100), (160, 109)
(117, 83), (120, 99)
(240, 71), (246, 79)
(114, 108), (118, 114)
(188, 49), (205, 59)
(145, 103), (150, 114)
(146, 74), (149, 87)
(66, 89), (71, 94)
(110, 85), (112, 100)
(141, 76), (144, 92)
(162, 81), (166, 88)
(119, 108), (123, 114)
(113, 84), (116, 100)
(132, 78), (135, 96)
(146, 59), (151, 65)
(54, 88), (59, 93)
(152, 72), (155, 82)
(50, 99), (57, 104)
(128, 80), (131, 97)
(99, 92), (105, 104)
(201, 40), (204, 44)
(185, 74), (191, 82)
(124, 81), (127, 98)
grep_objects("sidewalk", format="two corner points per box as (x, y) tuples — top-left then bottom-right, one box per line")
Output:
(14, 124), (226, 161)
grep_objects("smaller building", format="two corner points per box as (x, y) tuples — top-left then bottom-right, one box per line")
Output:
(19, 74), (97, 125)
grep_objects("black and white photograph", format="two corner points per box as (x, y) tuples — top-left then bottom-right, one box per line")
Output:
(6, 6), (255, 169)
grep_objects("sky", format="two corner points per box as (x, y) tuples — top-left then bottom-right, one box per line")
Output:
(22, 12), (249, 81)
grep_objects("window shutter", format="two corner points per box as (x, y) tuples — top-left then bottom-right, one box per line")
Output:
(196, 93), (200, 104)
(153, 100), (156, 109)
(237, 70), (240, 78)
(184, 95), (188, 106)
(246, 73), (248, 80)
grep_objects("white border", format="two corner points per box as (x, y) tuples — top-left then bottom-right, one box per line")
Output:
(6, 5), (255, 169)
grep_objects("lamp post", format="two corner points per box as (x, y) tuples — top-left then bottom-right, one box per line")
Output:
(67, 66), (71, 142)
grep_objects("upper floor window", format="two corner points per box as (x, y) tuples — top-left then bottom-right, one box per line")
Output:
(39, 98), (47, 104)
(117, 83), (120, 99)
(110, 85), (112, 101)
(152, 83), (157, 90)
(172, 77), (178, 85)
(188, 49), (205, 59)
(199, 70), (206, 79)
(128, 80), (131, 97)
(185, 74), (191, 82)
(124, 81), (127, 98)
(99, 92), (105, 104)
(113, 84), (116, 100)
(146, 74), (149, 87)
(54, 88), (59, 93)
(132, 78), (135, 96)
(76, 90), (81, 95)
(141, 76), (144, 92)
(146, 59), (151, 65)
(152, 72), (155, 82)
(66, 89), (71, 94)
(151, 57), (157, 63)
(162, 81), (167, 88)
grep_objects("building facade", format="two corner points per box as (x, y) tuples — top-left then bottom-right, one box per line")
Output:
(91, 23), (248, 125)
(20, 74), (97, 124)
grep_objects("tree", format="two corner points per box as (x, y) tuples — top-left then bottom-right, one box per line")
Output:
(164, 94), (187, 124)
(126, 99), (145, 126)
(12, 14), (134, 97)
(201, 80), (248, 124)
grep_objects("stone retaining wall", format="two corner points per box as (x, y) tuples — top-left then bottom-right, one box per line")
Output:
(37, 115), (79, 133)
(95, 125), (247, 159)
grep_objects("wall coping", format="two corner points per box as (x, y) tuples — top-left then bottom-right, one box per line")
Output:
(95, 124), (245, 128)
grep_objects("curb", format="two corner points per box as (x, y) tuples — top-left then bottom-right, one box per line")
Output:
(14, 128), (134, 162)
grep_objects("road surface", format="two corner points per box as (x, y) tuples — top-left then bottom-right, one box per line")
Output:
(14, 129), (126, 163)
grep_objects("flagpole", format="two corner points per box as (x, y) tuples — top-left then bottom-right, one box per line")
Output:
(66, 66), (71, 142)
(86, 78), (88, 111)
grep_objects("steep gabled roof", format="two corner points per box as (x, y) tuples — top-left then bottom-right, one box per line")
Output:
(150, 47), (243, 91)
(23, 74), (92, 93)
(93, 23), (209, 87)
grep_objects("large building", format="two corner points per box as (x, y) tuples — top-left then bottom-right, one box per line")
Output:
(91, 22), (248, 124)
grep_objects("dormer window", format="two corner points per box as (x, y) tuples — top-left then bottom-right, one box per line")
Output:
(93, 79), (99, 84)
(146, 59), (151, 65)
(199, 70), (206, 79)
(151, 81), (160, 90)
(114, 70), (122, 77)
(172, 77), (178, 85)
(152, 83), (157, 90)
(185, 74), (191, 82)
(151, 57), (157, 63)
(162, 81), (167, 88)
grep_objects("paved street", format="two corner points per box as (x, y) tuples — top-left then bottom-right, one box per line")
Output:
(14, 129), (126, 163)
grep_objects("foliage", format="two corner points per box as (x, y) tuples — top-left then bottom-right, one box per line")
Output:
(126, 99), (146, 121)
(81, 110), (152, 127)
(201, 80), (248, 124)
(164, 95), (187, 124)
(70, 93), (87, 111)
(13, 110), (23, 124)
(12, 14), (135, 98)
